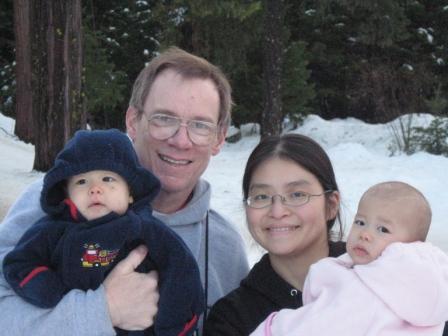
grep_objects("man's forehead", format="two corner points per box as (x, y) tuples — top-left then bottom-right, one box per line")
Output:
(144, 71), (220, 121)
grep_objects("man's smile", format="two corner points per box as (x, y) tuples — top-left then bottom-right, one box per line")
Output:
(159, 154), (192, 165)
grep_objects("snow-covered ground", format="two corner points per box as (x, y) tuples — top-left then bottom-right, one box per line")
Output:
(0, 114), (39, 221)
(1, 112), (447, 265)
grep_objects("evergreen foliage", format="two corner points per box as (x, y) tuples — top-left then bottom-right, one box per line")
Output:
(1, 0), (447, 145)
(410, 117), (448, 156)
(83, 27), (127, 128)
(282, 41), (315, 127)
(83, 0), (160, 128)
(0, 0), (15, 118)
(151, 0), (264, 127)
(0, 62), (15, 118)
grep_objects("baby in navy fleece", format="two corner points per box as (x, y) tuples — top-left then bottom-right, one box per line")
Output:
(3, 129), (204, 336)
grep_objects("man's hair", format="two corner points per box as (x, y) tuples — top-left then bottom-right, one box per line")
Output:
(129, 46), (232, 128)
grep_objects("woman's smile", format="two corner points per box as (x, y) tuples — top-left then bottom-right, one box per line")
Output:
(266, 225), (301, 234)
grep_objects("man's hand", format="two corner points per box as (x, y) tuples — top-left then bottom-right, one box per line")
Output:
(104, 245), (159, 330)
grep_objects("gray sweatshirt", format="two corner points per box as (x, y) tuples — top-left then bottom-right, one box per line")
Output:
(0, 178), (249, 335)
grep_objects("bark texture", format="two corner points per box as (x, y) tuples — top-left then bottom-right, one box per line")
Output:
(14, 0), (84, 171)
(261, 0), (283, 139)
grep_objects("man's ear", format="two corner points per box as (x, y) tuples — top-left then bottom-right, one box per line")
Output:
(326, 190), (340, 221)
(211, 126), (227, 156)
(129, 195), (134, 204)
(126, 106), (139, 142)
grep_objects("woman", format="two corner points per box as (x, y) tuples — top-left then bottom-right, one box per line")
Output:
(203, 133), (345, 335)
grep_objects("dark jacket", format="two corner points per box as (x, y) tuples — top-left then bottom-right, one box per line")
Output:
(205, 240), (448, 336)
(203, 241), (346, 336)
(3, 129), (204, 336)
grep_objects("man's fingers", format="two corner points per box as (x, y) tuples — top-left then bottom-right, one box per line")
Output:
(147, 269), (158, 282)
(104, 252), (159, 330)
(113, 245), (148, 274)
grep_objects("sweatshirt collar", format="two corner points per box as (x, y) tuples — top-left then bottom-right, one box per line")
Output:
(154, 179), (211, 227)
(242, 241), (347, 309)
(243, 253), (302, 308)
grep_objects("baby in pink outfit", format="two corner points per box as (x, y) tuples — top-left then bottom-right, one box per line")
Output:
(252, 181), (448, 336)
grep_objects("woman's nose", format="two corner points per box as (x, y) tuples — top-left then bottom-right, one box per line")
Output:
(269, 197), (289, 218)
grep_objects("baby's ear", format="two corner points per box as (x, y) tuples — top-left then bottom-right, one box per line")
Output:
(129, 195), (134, 204)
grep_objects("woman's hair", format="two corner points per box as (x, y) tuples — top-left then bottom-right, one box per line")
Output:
(242, 133), (343, 241)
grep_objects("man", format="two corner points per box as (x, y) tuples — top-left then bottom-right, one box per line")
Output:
(0, 47), (249, 335)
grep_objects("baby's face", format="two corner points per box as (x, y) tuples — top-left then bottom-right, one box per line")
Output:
(346, 195), (416, 265)
(67, 170), (133, 220)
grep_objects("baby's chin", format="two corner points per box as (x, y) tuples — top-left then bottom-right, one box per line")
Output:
(81, 206), (112, 221)
(348, 250), (376, 265)
(351, 258), (374, 266)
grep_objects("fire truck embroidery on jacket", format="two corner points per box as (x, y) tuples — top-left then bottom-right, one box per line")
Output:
(81, 243), (119, 267)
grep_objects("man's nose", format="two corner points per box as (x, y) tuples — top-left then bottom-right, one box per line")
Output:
(168, 124), (194, 149)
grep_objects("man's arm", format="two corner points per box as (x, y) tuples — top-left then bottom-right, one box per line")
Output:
(0, 180), (159, 335)
(0, 180), (115, 335)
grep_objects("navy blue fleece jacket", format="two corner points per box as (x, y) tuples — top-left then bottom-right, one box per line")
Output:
(3, 129), (204, 336)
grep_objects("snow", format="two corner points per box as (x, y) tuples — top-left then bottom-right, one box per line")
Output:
(1, 112), (448, 266)
(0, 114), (40, 220)
(305, 9), (316, 16)
(418, 27), (434, 44)
(402, 63), (414, 71)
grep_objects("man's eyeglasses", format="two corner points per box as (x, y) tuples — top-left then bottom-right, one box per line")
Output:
(146, 113), (218, 146)
(244, 190), (333, 209)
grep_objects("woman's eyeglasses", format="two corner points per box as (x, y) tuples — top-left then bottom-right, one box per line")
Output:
(244, 190), (333, 209)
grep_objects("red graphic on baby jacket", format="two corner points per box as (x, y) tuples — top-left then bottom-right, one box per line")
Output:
(81, 243), (119, 267)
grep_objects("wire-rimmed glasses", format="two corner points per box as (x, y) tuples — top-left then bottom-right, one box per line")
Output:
(146, 113), (218, 146)
(244, 190), (333, 209)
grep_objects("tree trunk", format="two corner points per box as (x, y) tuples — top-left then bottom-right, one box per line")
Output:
(64, 0), (84, 134)
(13, 0), (34, 143)
(31, 0), (84, 172)
(260, 0), (283, 139)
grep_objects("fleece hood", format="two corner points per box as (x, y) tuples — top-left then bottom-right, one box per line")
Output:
(41, 129), (160, 216)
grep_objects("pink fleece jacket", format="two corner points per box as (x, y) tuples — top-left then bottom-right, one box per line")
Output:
(251, 242), (448, 336)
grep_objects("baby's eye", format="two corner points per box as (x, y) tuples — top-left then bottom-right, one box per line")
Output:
(75, 179), (87, 185)
(354, 219), (365, 226)
(377, 226), (390, 234)
(103, 176), (116, 182)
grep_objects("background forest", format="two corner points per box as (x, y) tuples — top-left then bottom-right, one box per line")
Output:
(0, 0), (447, 171)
